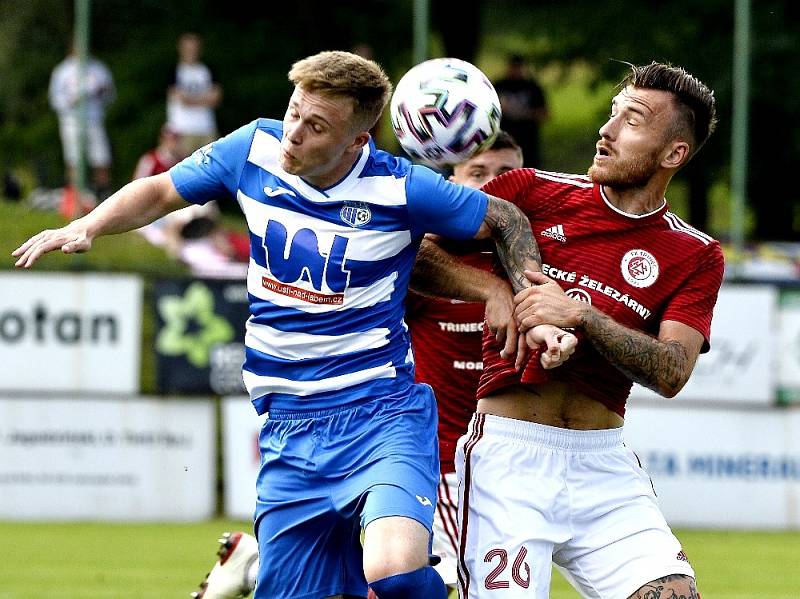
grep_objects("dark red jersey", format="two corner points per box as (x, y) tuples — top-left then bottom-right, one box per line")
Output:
(477, 168), (724, 416)
(407, 250), (493, 474)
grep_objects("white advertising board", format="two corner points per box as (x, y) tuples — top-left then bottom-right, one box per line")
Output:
(0, 397), (215, 520)
(625, 401), (800, 529)
(630, 285), (777, 404)
(777, 290), (800, 403)
(222, 396), (266, 520)
(0, 272), (142, 393)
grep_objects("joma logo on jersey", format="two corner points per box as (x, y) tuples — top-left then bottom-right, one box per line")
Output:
(262, 220), (351, 303)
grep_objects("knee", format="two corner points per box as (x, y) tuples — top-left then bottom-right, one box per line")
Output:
(363, 546), (427, 583)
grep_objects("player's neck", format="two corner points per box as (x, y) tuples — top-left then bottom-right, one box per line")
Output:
(301, 152), (361, 190)
(603, 179), (668, 216)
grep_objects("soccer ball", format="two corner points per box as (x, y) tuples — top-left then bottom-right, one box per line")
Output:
(390, 58), (502, 168)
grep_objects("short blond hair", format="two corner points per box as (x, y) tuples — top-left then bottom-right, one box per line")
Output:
(288, 51), (392, 132)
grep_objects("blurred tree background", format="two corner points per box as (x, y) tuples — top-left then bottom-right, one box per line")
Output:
(0, 0), (798, 240)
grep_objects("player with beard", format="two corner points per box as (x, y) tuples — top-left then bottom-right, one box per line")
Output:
(450, 62), (723, 598)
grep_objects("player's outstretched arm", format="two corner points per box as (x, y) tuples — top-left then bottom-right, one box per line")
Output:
(411, 238), (520, 362)
(13, 173), (188, 268)
(472, 195), (541, 294)
(514, 270), (703, 397)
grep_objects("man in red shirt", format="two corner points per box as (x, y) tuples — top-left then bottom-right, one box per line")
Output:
(453, 62), (723, 598)
(405, 131), (523, 594)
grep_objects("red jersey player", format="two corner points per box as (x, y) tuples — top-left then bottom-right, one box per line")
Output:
(452, 63), (723, 599)
(405, 131), (523, 593)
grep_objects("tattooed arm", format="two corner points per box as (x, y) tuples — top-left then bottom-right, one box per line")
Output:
(514, 271), (704, 397)
(472, 194), (541, 293)
(579, 311), (702, 398)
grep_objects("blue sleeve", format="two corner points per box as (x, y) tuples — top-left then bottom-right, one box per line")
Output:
(406, 165), (488, 239)
(169, 120), (257, 205)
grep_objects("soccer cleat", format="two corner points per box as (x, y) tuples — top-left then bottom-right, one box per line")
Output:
(191, 531), (258, 599)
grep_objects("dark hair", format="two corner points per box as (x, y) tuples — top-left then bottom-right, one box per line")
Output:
(621, 62), (717, 159)
(485, 130), (523, 158)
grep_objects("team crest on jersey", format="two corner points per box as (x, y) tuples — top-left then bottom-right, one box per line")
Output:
(621, 249), (659, 288)
(340, 201), (372, 228)
(565, 288), (592, 304)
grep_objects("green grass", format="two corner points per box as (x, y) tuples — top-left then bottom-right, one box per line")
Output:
(0, 201), (188, 276)
(0, 519), (247, 599)
(550, 529), (800, 598)
(0, 522), (797, 598)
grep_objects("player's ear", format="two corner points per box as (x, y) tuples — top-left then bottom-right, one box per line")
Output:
(662, 140), (689, 170)
(348, 131), (371, 153)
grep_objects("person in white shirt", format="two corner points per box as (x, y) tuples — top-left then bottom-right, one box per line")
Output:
(48, 45), (115, 195)
(167, 32), (223, 157)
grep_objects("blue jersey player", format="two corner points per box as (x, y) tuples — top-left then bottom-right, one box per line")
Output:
(14, 51), (541, 599)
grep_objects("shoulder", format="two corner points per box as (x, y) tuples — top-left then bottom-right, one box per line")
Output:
(360, 144), (412, 179)
(253, 118), (283, 140)
(484, 168), (590, 200)
(661, 211), (720, 250)
(657, 211), (725, 275)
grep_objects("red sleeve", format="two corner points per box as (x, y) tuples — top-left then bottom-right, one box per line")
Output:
(480, 168), (535, 206)
(481, 168), (575, 219)
(661, 241), (725, 352)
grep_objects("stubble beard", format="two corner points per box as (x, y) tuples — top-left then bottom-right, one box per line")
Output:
(588, 150), (660, 190)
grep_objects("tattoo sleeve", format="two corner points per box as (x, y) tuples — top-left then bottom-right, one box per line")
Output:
(580, 309), (695, 397)
(410, 238), (506, 301)
(484, 195), (541, 293)
(629, 574), (699, 599)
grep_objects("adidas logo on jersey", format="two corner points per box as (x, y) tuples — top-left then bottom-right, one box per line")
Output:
(541, 224), (566, 242)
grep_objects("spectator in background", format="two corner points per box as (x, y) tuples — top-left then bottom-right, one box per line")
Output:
(48, 43), (116, 199)
(167, 32), (222, 157)
(134, 123), (247, 277)
(132, 124), (184, 180)
(493, 53), (549, 167)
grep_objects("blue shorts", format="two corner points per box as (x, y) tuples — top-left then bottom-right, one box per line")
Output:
(253, 384), (440, 599)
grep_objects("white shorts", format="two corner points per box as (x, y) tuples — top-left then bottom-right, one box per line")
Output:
(455, 413), (695, 599)
(59, 117), (112, 168)
(432, 471), (459, 586)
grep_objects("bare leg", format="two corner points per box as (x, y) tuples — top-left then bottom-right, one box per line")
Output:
(628, 574), (699, 599)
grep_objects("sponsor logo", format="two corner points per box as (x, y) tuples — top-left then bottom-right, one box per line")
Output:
(577, 274), (652, 319)
(676, 550), (690, 563)
(263, 185), (296, 198)
(438, 321), (484, 333)
(542, 263), (577, 283)
(0, 304), (119, 345)
(541, 224), (566, 242)
(621, 249), (659, 288)
(340, 201), (372, 228)
(263, 220), (351, 302)
(156, 282), (235, 368)
(565, 288), (592, 304)
(416, 495), (432, 507)
(453, 360), (483, 371)
(261, 276), (344, 305)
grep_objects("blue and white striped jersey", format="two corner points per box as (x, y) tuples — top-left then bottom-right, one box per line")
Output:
(170, 119), (487, 413)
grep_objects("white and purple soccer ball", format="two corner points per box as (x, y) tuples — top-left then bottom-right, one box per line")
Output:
(390, 58), (502, 168)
